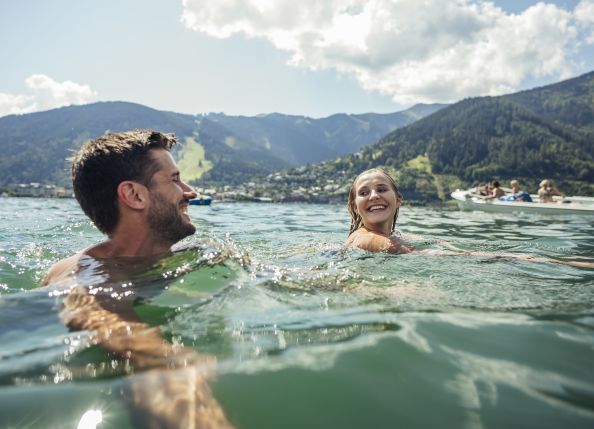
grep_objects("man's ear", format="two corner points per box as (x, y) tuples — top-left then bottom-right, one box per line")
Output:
(117, 181), (148, 210)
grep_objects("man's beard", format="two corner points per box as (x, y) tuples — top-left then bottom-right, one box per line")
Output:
(147, 191), (196, 244)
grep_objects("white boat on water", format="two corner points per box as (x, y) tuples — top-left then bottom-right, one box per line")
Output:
(451, 188), (594, 215)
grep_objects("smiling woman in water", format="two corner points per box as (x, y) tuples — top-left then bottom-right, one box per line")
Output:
(345, 168), (594, 269)
(346, 168), (413, 254)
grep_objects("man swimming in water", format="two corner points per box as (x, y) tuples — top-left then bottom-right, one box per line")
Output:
(40, 130), (234, 428)
(41, 130), (197, 285)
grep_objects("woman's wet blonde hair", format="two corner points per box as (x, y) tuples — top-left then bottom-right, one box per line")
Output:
(347, 168), (403, 236)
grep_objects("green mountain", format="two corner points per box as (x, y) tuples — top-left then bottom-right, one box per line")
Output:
(0, 102), (444, 189)
(0, 102), (290, 188)
(202, 104), (445, 166)
(507, 71), (594, 130)
(277, 71), (594, 201)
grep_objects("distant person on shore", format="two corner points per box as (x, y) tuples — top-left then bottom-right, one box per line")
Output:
(40, 130), (234, 429)
(538, 179), (565, 203)
(344, 168), (594, 268)
(500, 179), (532, 202)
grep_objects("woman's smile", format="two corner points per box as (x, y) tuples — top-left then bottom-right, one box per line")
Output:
(367, 204), (387, 212)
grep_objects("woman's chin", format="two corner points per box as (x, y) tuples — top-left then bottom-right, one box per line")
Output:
(362, 213), (392, 225)
(363, 220), (392, 233)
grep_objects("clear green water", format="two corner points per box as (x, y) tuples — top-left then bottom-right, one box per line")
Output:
(1, 197), (593, 428)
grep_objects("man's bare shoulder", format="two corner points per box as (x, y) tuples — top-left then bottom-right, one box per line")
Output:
(39, 241), (114, 288)
(40, 252), (85, 287)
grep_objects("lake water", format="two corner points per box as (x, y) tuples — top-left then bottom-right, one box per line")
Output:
(1, 197), (593, 428)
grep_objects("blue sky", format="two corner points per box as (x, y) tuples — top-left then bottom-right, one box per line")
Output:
(1, 0), (593, 118)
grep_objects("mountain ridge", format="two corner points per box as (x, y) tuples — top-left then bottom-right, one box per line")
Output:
(280, 70), (594, 201)
(0, 101), (444, 188)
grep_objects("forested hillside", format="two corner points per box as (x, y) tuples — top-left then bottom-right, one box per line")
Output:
(284, 71), (594, 200)
(0, 102), (442, 188)
(3, 70), (592, 200)
(0, 102), (294, 187)
(506, 71), (594, 130)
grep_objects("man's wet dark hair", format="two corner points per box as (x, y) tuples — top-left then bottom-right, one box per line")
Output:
(71, 130), (176, 235)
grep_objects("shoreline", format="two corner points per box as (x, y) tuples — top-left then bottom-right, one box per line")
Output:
(0, 194), (459, 209)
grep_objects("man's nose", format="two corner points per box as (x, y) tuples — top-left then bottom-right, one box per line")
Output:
(182, 181), (197, 197)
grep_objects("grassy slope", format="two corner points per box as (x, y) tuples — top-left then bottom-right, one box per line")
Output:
(176, 137), (213, 182)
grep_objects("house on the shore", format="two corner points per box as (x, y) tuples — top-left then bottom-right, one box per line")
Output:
(9, 183), (69, 198)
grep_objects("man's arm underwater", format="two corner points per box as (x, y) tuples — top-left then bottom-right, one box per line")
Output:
(60, 285), (235, 428)
(41, 265), (235, 429)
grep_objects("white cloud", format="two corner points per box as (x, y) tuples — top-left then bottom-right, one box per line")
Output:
(181, 0), (594, 104)
(0, 93), (36, 116)
(574, 0), (594, 44)
(0, 74), (97, 117)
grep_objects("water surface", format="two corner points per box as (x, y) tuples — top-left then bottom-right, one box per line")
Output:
(1, 197), (593, 428)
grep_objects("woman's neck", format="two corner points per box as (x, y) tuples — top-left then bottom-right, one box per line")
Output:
(362, 224), (392, 237)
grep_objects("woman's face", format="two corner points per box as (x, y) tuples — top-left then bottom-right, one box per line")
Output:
(351, 171), (401, 234)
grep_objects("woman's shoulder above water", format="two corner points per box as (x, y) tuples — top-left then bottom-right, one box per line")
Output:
(345, 228), (413, 254)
